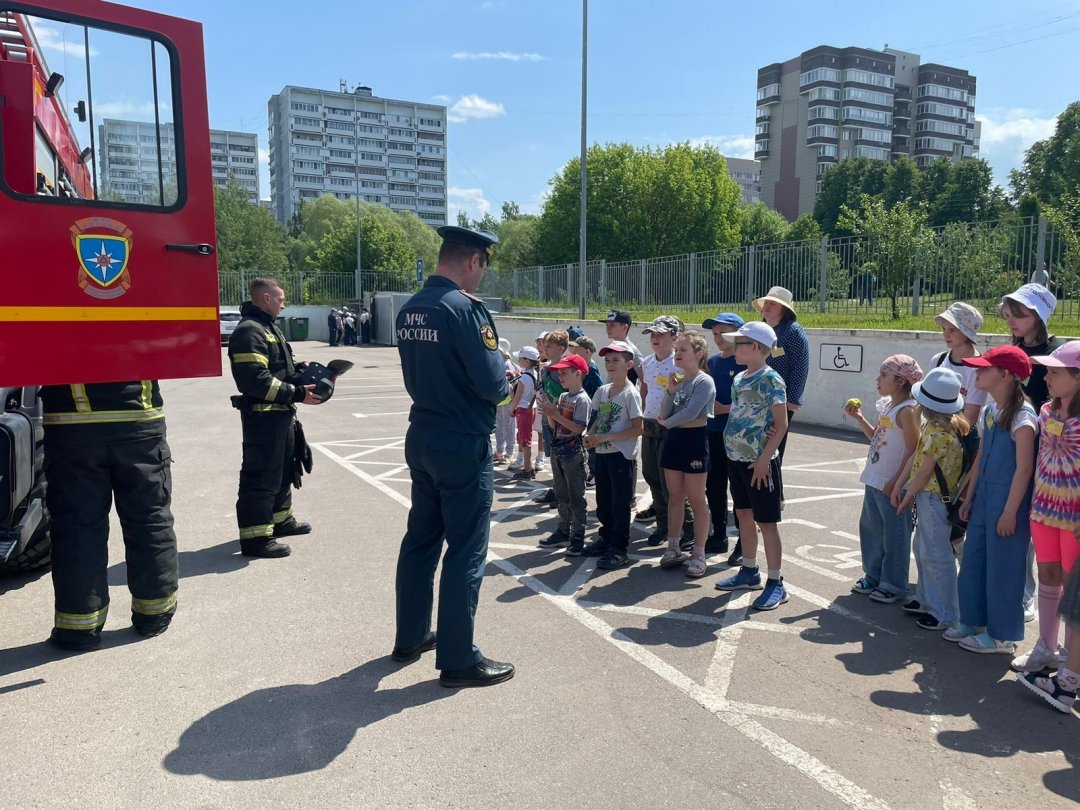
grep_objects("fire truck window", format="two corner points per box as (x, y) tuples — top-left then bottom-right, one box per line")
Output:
(2, 13), (181, 208)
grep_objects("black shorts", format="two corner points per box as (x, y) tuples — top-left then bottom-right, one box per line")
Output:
(729, 456), (782, 524)
(660, 426), (710, 474)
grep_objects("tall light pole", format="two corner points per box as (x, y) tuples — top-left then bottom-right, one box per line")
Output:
(577, 0), (588, 320)
(353, 111), (363, 303)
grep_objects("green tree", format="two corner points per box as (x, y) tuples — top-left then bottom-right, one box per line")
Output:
(739, 203), (789, 246)
(533, 141), (742, 265)
(492, 215), (540, 270)
(883, 155), (919, 207)
(213, 181), (290, 277)
(292, 195), (355, 272)
(501, 200), (524, 221)
(838, 196), (933, 319)
(813, 158), (888, 235)
(1010, 101), (1080, 207)
(393, 210), (441, 277)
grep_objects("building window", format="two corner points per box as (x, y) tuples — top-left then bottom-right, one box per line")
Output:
(800, 67), (841, 86)
(290, 101), (319, 112)
(807, 86), (841, 102)
(842, 106), (891, 126)
(808, 106), (838, 120)
(292, 116), (320, 127)
(914, 137), (957, 152)
(807, 125), (838, 139)
(756, 83), (780, 100)
(843, 69), (894, 89)
(854, 145), (889, 160)
(842, 87), (891, 106)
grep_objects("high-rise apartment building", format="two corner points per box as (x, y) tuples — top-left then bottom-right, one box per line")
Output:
(267, 84), (447, 226)
(726, 157), (761, 204)
(98, 119), (260, 204)
(756, 46), (979, 220)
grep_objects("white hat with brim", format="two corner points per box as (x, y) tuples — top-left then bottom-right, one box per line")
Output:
(934, 302), (983, 344)
(911, 367), (965, 414)
(752, 286), (796, 317)
(1001, 283), (1057, 327)
(719, 321), (777, 350)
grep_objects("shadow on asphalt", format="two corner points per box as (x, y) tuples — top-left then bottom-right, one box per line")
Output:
(0, 630), (144, 679)
(107, 540), (249, 586)
(0, 568), (50, 597)
(162, 657), (450, 780)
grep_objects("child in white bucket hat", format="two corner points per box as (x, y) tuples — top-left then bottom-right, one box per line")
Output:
(1001, 283), (1060, 410)
(895, 367), (970, 632)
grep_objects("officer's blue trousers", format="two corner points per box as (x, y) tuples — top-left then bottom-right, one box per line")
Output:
(396, 424), (493, 670)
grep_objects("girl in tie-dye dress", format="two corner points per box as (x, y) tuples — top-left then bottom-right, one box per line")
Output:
(1012, 341), (1080, 675)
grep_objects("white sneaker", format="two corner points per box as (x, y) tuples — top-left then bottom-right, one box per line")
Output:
(1011, 638), (1061, 673)
(1023, 603), (1036, 623)
(508, 458), (523, 470)
(534, 458), (546, 472)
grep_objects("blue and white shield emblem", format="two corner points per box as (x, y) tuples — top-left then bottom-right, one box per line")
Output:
(75, 234), (130, 287)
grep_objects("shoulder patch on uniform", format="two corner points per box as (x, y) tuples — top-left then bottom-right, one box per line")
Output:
(480, 324), (498, 351)
(459, 290), (483, 303)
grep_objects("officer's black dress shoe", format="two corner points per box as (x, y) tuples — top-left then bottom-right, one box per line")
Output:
(440, 657), (515, 688)
(273, 519), (312, 538)
(49, 628), (102, 652)
(240, 538), (292, 558)
(391, 632), (436, 663)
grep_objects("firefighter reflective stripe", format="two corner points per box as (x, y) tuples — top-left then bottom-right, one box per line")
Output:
(265, 377), (282, 401)
(43, 408), (166, 425)
(55, 606), (108, 630)
(273, 508), (292, 525)
(239, 523), (274, 539)
(252, 403), (291, 413)
(131, 592), (177, 616)
(69, 384), (92, 413)
(265, 331), (279, 343)
(139, 380), (153, 410)
(232, 352), (269, 367)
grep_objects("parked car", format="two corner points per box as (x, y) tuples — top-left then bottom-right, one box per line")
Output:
(220, 307), (242, 344)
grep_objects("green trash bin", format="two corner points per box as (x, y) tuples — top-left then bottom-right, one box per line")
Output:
(278, 317), (291, 341)
(290, 316), (309, 341)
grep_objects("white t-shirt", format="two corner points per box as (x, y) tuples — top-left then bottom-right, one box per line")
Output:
(642, 352), (677, 419)
(932, 350), (988, 409)
(982, 400), (1038, 437)
(859, 396), (916, 491)
(515, 370), (536, 410)
(590, 382), (643, 460)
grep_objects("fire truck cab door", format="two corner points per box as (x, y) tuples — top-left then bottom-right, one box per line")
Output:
(0, 0), (219, 386)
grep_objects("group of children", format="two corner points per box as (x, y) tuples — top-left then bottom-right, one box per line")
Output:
(846, 283), (1079, 715)
(492, 302), (797, 612)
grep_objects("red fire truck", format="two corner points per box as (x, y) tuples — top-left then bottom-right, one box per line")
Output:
(0, 1), (219, 570)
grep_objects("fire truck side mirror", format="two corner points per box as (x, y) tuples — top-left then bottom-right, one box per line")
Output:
(73, 100), (86, 123)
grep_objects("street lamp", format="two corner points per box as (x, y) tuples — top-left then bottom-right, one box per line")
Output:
(577, 0), (588, 320)
(353, 110), (364, 303)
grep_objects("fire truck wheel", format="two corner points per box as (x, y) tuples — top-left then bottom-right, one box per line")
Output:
(0, 531), (51, 575)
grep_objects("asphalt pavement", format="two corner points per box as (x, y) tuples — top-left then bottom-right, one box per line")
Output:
(1, 342), (1076, 809)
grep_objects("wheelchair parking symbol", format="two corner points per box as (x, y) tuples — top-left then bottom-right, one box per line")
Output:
(819, 343), (862, 373)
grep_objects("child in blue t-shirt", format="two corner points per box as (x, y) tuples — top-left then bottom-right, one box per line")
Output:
(702, 312), (746, 555)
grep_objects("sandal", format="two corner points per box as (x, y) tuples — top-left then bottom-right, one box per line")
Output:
(851, 577), (875, 595)
(686, 551), (707, 578)
(659, 539), (686, 569)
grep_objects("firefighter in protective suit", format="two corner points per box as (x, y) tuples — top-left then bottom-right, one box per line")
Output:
(40, 380), (178, 651)
(229, 276), (321, 558)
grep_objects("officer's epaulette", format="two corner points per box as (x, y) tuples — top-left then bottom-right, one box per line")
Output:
(458, 290), (484, 304)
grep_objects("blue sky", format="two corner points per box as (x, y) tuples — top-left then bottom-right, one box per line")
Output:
(101, 1), (1080, 218)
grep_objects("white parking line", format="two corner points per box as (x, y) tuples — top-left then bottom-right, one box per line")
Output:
(313, 438), (895, 810)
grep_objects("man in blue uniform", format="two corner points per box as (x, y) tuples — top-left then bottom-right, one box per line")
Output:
(391, 225), (514, 688)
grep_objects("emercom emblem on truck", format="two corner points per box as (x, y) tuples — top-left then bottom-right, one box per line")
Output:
(71, 217), (134, 299)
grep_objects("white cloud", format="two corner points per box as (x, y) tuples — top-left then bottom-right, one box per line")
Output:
(685, 135), (756, 160)
(451, 51), (545, 62)
(448, 186), (491, 222)
(446, 95), (505, 124)
(432, 94), (452, 104)
(976, 108), (1057, 186)
(33, 25), (98, 58)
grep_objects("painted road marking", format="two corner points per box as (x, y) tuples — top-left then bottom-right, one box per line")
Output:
(313, 439), (896, 810)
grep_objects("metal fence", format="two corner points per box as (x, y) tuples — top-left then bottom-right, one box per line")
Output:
(478, 215), (1080, 320)
(218, 270), (416, 306)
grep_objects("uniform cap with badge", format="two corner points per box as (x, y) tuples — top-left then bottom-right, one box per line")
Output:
(436, 225), (499, 259)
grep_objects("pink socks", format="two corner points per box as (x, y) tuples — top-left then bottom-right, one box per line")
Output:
(1038, 584), (1063, 650)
